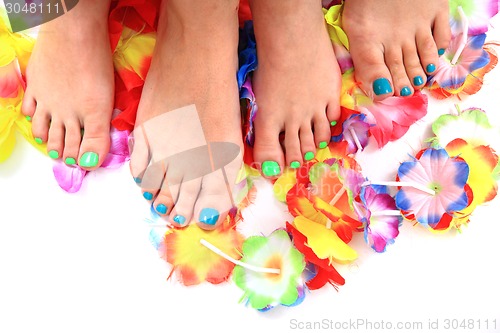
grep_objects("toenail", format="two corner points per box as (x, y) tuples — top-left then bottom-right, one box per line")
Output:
(133, 177), (142, 184)
(330, 120), (337, 126)
(79, 152), (99, 168)
(290, 161), (301, 169)
(34, 137), (43, 144)
(304, 151), (315, 161)
(318, 141), (328, 149)
(262, 161), (281, 177)
(173, 215), (186, 225)
(373, 78), (393, 96)
(438, 48), (445, 56)
(25, 116), (31, 121)
(426, 63), (436, 73)
(65, 157), (76, 165)
(400, 86), (412, 97)
(143, 192), (153, 200)
(156, 204), (168, 215)
(413, 76), (424, 86)
(199, 208), (220, 226)
(48, 150), (59, 159)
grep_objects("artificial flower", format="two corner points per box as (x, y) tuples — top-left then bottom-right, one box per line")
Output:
(0, 15), (35, 74)
(395, 148), (472, 231)
(448, 0), (499, 35)
(161, 216), (244, 286)
(359, 185), (402, 253)
(331, 107), (370, 154)
(232, 229), (305, 310)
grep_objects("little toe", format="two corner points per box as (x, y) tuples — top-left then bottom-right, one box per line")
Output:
(21, 93), (36, 120)
(433, 11), (452, 55)
(253, 121), (285, 178)
(129, 127), (151, 184)
(326, 99), (340, 126)
(77, 117), (110, 171)
(348, 38), (394, 99)
(300, 124), (317, 162)
(168, 178), (202, 228)
(30, 108), (50, 144)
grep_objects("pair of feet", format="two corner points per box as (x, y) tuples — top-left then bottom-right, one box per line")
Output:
(21, 0), (451, 230)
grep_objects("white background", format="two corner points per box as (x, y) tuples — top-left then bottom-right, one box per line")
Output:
(1, 12), (500, 333)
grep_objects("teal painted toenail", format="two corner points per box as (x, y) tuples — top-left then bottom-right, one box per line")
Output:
(262, 161), (281, 177)
(134, 177), (142, 184)
(290, 161), (301, 169)
(25, 116), (31, 121)
(34, 137), (43, 144)
(173, 215), (186, 225)
(318, 141), (328, 149)
(48, 150), (59, 159)
(426, 63), (436, 73)
(330, 120), (337, 126)
(79, 152), (99, 168)
(373, 78), (393, 95)
(438, 48), (445, 56)
(413, 76), (424, 86)
(199, 208), (220, 226)
(143, 192), (153, 200)
(65, 157), (76, 165)
(400, 86), (412, 97)
(156, 204), (168, 215)
(304, 151), (315, 161)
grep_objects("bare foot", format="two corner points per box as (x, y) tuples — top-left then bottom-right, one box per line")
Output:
(249, 0), (341, 178)
(22, 1), (114, 170)
(129, 0), (243, 230)
(342, 0), (451, 99)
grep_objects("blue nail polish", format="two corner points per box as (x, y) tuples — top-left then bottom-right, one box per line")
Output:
(413, 76), (424, 86)
(373, 78), (393, 95)
(199, 208), (220, 226)
(438, 48), (445, 56)
(143, 192), (153, 200)
(426, 63), (436, 73)
(400, 86), (412, 97)
(134, 177), (142, 184)
(156, 204), (168, 215)
(173, 215), (186, 225)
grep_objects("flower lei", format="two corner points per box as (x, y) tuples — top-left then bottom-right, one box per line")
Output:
(1, 0), (499, 311)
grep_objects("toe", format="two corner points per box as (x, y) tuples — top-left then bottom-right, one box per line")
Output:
(62, 120), (82, 166)
(313, 113), (331, 149)
(299, 123), (317, 162)
(169, 178), (202, 228)
(77, 116), (110, 171)
(129, 126), (151, 184)
(21, 93), (36, 120)
(253, 119), (284, 178)
(46, 120), (64, 160)
(416, 29), (439, 76)
(152, 188), (175, 219)
(326, 98), (340, 125)
(283, 127), (302, 169)
(141, 160), (168, 204)
(194, 169), (233, 231)
(433, 11), (452, 55)
(402, 45), (428, 91)
(349, 37), (394, 99)
(385, 47), (414, 97)
(30, 107), (50, 144)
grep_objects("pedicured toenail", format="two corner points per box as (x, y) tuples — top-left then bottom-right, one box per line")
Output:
(79, 152), (99, 168)
(318, 141), (328, 149)
(34, 137), (43, 144)
(65, 157), (76, 165)
(330, 120), (337, 127)
(304, 151), (315, 161)
(373, 78), (393, 95)
(25, 116), (31, 121)
(199, 208), (220, 226)
(426, 63), (436, 73)
(48, 150), (59, 159)
(438, 48), (445, 56)
(262, 161), (281, 177)
(143, 192), (153, 200)
(413, 76), (424, 86)
(133, 177), (142, 184)
(156, 204), (168, 215)
(290, 161), (301, 169)
(173, 215), (186, 225)
(400, 86), (412, 97)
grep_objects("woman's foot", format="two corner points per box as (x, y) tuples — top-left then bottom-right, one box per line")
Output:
(129, 0), (243, 230)
(342, 0), (451, 99)
(22, 1), (114, 170)
(250, 0), (341, 178)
